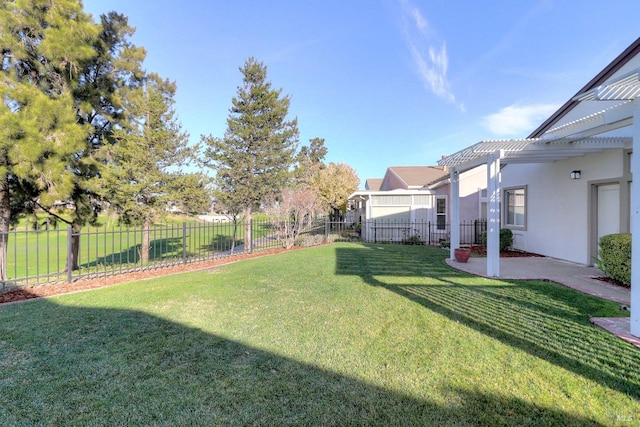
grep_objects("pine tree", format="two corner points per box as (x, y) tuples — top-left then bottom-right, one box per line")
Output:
(203, 57), (299, 251)
(0, 0), (99, 279)
(61, 12), (147, 271)
(101, 73), (203, 264)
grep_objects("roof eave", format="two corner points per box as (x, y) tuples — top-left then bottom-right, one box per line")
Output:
(528, 37), (640, 138)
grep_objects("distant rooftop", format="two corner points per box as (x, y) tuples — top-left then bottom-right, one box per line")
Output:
(382, 166), (448, 190)
(365, 178), (382, 191)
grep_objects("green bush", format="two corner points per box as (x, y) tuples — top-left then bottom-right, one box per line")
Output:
(500, 228), (513, 251)
(595, 233), (631, 287)
(481, 228), (513, 252)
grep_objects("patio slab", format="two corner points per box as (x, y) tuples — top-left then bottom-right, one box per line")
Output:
(446, 256), (637, 348)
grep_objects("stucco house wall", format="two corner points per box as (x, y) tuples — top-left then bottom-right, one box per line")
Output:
(459, 165), (486, 223)
(493, 41), (640, 265)
(501, 148), (626, 265)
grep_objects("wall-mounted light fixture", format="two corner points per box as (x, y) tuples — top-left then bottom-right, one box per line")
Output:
(570, 170), (581, 180)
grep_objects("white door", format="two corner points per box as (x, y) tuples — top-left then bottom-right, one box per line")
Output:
(597, 183), (620, 243)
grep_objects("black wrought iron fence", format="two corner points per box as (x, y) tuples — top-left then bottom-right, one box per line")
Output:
(325, 219), (487, 246)
(0, 218), (284, 291)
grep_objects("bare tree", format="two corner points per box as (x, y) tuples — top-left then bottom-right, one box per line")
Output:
(265, 188), (321, 249)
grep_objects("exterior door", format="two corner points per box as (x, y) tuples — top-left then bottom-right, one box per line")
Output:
(597, 183), (620, 244)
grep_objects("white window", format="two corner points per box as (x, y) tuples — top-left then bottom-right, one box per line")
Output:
(504, 187), (526, 227)
(436, 197), (446, 230)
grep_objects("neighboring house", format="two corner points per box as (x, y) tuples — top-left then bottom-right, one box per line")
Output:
(364, 178), (382, 191)
(348, 165), (486, 243)
(438, 37), (640, 337)
(429, 164), (488, 223)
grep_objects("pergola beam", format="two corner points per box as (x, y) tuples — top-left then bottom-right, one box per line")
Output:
(545, 101), (633, 139)
(439, 136), (630, 172)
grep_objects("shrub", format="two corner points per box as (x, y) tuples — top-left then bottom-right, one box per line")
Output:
(296, 234), (326, 247)
(595, 233), (631, 287)
(500, 228), (513, 252)
(481, 228), (513, 252)
(401, 234), (423, 245)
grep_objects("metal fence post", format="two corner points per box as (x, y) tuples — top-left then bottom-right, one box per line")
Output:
(182, 222), (187, 264)
(374, 220), (377, 243)
(325, 218), (329, 243)
(67, 225), (73, 283)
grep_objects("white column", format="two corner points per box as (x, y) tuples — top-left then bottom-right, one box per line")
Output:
(487, 152), (502, 277)
(631, 99), (640, 337)
(449, 167), (460, 260)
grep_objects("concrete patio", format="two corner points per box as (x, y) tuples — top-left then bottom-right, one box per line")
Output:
(446, 256), (639, 348)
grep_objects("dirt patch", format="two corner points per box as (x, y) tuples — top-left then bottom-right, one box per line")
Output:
(0, 247), (292, 306)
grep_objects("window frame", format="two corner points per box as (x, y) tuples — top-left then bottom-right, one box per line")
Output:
(503, 186), (527, 229)
(435, 196), (447, 231)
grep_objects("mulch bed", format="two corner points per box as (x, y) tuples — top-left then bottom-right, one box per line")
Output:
(592, 275), (630, 289)
(0, 247), (292, 306)
(468, 245), (544, 258)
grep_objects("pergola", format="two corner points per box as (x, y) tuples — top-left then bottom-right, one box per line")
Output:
(438, 69), (640, 337)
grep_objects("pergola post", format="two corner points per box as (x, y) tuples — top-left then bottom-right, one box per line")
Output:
(486, 151), (502, 277)
(631, 98), (640, 337)
(449, 167), (460, 260)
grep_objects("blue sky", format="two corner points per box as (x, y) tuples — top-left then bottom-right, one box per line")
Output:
(82, 0), (639, 186)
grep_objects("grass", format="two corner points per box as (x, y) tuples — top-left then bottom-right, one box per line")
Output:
(0, 242), (637, 425)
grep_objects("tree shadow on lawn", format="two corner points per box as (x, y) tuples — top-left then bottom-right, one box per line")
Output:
(0, 291), (602, 426)
(84, 237), (191, 268)
(203, 234), (244, 253)
(334, 244), (640, 401)
(82, 232), (269, 275)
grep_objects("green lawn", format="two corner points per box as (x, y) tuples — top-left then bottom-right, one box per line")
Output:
(0, 243), (637, 425)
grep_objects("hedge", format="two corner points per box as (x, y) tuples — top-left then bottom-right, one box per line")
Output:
(595, 233), (631, 287)
(481, 228), (513, 252)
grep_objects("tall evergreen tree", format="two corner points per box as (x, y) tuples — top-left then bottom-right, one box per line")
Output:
(0, 0), (99, 279)
(203, 57), (299, 251)
(101, 73), (205, 264)
(55, 12), (145, 271)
